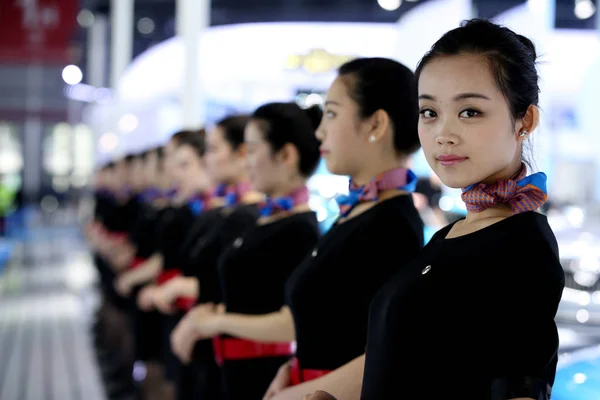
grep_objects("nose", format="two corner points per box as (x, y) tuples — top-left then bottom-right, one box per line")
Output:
(434, 117), (461, 146)
(315, 122), (325, 141)
(436, 134), (458, 146)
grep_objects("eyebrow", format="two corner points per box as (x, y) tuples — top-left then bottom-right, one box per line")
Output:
(418, 93), (491, 101)
(324, 100), (342, 106)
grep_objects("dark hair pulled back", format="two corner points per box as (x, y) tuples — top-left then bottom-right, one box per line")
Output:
(415, 19), (539, 122)
(170, 129), (206, 158)
(338, 57), (420, 155)
(216, 115), (250, 150)
(251, 103), (322, 177)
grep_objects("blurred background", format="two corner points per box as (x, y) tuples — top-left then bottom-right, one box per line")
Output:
(0, 0), (599, 398)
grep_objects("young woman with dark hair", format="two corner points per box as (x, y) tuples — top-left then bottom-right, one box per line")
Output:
(306, 19), (564, 400)
(170, 102), (323, 399)
(176, 57), (425, 400)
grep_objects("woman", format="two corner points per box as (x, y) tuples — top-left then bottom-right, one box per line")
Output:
(309, 19), (565, 400)
(153, 115), (262, 400)
(359, 19), (565, 400)
(174, 102), (322, 399)
(115, 130), (211, 299)
(174, 57), (425, 399)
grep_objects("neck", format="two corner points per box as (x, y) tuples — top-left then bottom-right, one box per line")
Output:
(351, 157), (408, 186)
(480, 158), (523, 186)
(175, 188), (196, 203)
(228, 173), (248, 186)
(464, 204), (512, 224)
(268, 178), (307, 199)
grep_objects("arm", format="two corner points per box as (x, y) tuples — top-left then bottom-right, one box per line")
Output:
(214, 305), (295, 343)
(271, 355), (364, 400)
(153, 276), (199, 314)
(486, 236), (563, 400)
(172, 276), (199, 298)
(107, 242), (137, 271)
(115, 253), (163, 295)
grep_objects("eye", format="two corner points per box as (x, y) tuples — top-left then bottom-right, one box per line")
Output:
(325, 110), (336, 118)
(459, 109), (481, 118)
(419, 109), (437, 119)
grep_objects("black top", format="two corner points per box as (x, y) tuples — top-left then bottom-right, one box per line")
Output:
(155, 205), (197, 271)
(285, 195), (424, 370)
(361, 212), (565, 400)
(218, 212), (320, 317)
(98, 194), (141, 234)
(129, 202), (163, 258)
(93, 190), (114, 223)
(184, 204), (260, 304)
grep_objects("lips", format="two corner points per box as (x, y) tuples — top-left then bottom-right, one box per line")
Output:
(437, 154), (467, 166)
(320, 149), (329, 156)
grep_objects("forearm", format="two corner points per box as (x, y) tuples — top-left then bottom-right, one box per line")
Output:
(217, 307), (295, 343)
(275, 354), (364, 400)
(121, 254), (163, 285)
(169, 277), (199, 298)
(181, 277), (199, 298)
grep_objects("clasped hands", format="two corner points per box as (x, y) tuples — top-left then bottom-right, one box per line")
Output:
(170, 302), (225, 364)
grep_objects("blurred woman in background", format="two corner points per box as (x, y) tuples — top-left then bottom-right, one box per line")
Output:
(170, 102), (322, 400)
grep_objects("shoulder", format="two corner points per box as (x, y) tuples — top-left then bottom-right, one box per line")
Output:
(224, 204), (259, 225)
(276, 212), (320, 239)
(362, 195), (423, 234)
(491, 213), (564, 292)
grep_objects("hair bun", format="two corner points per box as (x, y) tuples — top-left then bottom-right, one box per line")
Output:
(303, 104), (323, 131)
(516, 34), (537, 62)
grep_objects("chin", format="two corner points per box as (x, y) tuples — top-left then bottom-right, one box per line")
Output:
(434, 169), (474, 190)
(251, 182), (266, 193)
(323, 160), (341, 176)
(325, 159), (350, 176)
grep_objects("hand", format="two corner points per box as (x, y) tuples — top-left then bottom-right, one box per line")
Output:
(111, 245), (135, 271)
(114, 274), (133, 297)
(263, 361), (292, 399)
(170, 316), (198, 364)
(303, 391), (338, 400)
(186, 303), (225, 340)
(137, 285), (157, 311)
(153, 278), (183, 315)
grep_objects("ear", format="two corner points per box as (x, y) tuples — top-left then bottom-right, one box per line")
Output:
(365, 109), (391, 143)
(517, 105), (540, 142)
(276, 143), (300, 171)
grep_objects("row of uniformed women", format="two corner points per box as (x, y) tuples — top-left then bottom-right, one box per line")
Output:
(89, 103), (325, 400)
(88, 19), (564, 400)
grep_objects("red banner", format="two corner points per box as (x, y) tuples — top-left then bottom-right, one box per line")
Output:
(0, 0), (78, 64)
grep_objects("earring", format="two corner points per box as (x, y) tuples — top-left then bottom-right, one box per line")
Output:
(368, 135), (376, 143)
(519, 130), (528, 138)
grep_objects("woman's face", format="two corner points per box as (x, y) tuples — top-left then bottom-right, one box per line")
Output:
(163, 139), (179, 181)
(204, 126), (244, 184)
(172, 144), (211, 196)
(417, 54), (524, 189)
(130, 157), (146, 191)
(316, 76), (372, 178)
(143, 151), (159, 188)
(244, 120), (287, 195)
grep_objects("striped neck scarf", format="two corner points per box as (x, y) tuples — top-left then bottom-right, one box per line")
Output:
(461, 164), (547, 215)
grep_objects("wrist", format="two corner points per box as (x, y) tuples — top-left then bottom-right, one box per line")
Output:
(214, 312), (227, 334)
(121, 273), (131, 285)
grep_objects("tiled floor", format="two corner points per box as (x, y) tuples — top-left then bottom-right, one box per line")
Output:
(0, 224), (106, 400)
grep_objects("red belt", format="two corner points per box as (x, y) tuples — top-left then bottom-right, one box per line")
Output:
(130, 257), (147, 269)
(156, 269), (182, 284)
(155, 269), (197, 311)
(290, 357), (331, 385)
(175, 297), (196, 311)
(212, 336), (294, 366)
